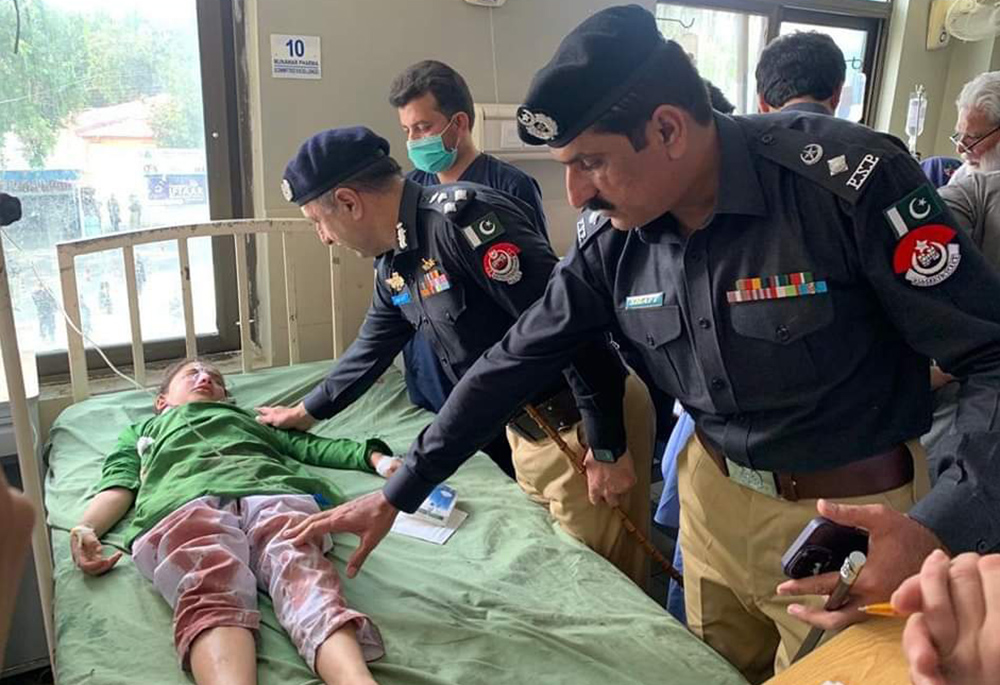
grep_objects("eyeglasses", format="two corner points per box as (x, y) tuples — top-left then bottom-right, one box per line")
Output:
(950, 123), (1000, 153)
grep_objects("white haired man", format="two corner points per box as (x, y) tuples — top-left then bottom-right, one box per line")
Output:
(922, 71), (1000, 465)
(949, 71), (1000, 182)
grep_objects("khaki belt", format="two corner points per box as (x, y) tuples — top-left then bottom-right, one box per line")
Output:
(694, 428), (913, 501)
(508, 387), (581, 443)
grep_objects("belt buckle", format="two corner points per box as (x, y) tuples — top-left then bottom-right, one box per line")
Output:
(725, 457), (779, 498)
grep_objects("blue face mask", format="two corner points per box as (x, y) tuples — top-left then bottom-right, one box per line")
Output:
(407, 118), (458, 174)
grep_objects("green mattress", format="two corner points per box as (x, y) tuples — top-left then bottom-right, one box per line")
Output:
(44, 361), (745, 685)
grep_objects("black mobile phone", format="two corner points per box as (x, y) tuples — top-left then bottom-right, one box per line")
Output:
(781, 516), (869, 579)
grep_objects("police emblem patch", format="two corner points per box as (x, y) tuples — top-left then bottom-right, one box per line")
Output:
(517, 107), (559, 141)
(892, 224), (961, 287)
(800, 144), (824, 166)
(483, 242), (522, 284)
(281, 178), (294, 202)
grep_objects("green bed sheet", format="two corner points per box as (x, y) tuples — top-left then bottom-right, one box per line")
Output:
(44, 361), (745, 685)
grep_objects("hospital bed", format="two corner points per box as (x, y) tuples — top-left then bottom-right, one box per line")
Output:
(7, 219), (746, 684)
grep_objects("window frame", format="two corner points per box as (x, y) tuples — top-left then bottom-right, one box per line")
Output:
(770, 7), (887, 127)
(656, 0), (890, 125)
(34, 0), (253, 379)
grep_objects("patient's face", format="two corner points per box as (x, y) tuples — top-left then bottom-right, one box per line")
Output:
(155, 362), (226, 413)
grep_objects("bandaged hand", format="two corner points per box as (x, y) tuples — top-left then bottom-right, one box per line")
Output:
(70, 525), (122, 576)
(372, 453), (403, 479)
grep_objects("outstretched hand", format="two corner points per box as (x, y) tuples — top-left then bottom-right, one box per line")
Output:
(70, 526), (122, 576)
(283, 491), (399, 578)
(255, 402), (317, 431)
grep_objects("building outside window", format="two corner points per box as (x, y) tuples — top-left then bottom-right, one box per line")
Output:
(0, 0), (245, 375)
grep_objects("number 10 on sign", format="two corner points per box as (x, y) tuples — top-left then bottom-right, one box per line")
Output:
(270, 34), (321, 80)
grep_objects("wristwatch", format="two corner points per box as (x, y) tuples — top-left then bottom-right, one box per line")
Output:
(592, 448), (620, 464)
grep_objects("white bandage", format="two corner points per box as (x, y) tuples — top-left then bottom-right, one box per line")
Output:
(375, 456), (402, 478)
(70, 525), (95, 553)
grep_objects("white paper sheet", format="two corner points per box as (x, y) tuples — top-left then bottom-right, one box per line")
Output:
(390, 508), (468, 545)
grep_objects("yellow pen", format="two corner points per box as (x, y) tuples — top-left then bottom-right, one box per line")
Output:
(858, 602), (904, 618)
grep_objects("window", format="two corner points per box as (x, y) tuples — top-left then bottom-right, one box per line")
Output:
(0, 0), (247, 375)
(656, 1), (889, 125)
(656, 5), (769, 114)
(776, 10), (884, 124)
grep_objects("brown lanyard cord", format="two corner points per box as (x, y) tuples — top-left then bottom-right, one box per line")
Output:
(523, 404), (684, 587)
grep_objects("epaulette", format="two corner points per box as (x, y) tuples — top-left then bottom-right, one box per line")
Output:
(575, 209), (612, 248)
(744, 115), (906, 205)
(421, 185), (514, 251)
(420, 185), (479, 224)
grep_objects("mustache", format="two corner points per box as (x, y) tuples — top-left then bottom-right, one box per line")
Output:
(584, 197), (615, 212)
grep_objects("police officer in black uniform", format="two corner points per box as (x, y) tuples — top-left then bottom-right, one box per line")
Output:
(282, 6), (1000, 683)
(389, 59), (549, 468)
(258, 126), (656, 585)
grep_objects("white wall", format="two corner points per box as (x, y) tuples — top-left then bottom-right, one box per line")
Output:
(244, 0), (654, 363)
(246, 0), (1000, 364)
(877, 0), (998, 158)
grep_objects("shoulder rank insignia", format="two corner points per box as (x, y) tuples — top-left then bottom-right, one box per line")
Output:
(800, 143), (823, 166)
(827, 154), (849, 176)
(423, 185), (477, 223)
(845, 154), (880, 192)
(462, 211), (506, 249)
(751, 125), (884, 204)
(576, 210), (610, 247)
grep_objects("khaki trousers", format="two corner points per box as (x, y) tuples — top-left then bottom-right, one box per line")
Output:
(506, 374), (655, 587)
(678, 435), (929, 684)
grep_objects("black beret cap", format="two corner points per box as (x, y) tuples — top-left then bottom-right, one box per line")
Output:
(282, 126), (390, 206)
(517, 4), (667, 148)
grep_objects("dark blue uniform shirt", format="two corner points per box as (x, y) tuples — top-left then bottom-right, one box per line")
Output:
(404, 153), (548, 413)
(303, 179), (624, 453)
(386, 113), (1000, 557)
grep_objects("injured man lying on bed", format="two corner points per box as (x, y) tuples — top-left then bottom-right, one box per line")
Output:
(68, 358), (399, 685)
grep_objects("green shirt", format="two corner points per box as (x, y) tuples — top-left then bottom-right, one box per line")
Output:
(94, 401), (388, 548)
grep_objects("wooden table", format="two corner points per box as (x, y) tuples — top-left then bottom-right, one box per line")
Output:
(764, 619), (910, 685)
